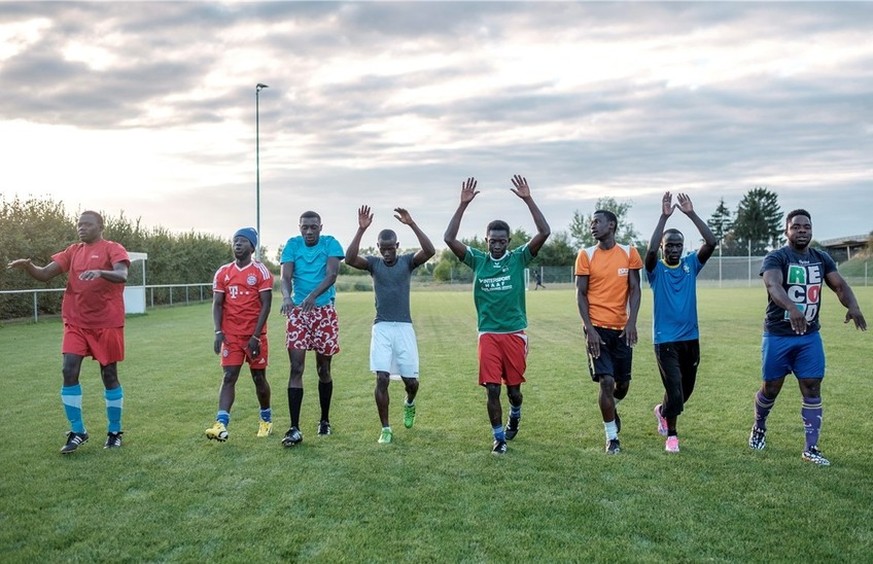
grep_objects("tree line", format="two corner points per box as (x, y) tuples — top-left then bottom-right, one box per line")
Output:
(6, 187), (853, 319)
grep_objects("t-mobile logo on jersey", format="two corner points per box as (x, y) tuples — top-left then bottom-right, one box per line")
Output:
(228, 285), (239, 299)
(785, 263), (822, 321)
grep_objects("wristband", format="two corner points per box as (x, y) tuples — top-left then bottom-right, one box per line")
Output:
(215, 330), (223, 334)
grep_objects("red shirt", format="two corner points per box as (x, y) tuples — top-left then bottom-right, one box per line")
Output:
(52, 239), (130, 328)
(213, 260), (273, 336)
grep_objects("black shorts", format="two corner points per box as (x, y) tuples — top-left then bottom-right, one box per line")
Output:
(585, 326), (633, 383)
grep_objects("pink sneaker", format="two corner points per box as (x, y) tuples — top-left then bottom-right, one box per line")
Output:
(654, 404), (668, 436)
(665, 435), (679, 453)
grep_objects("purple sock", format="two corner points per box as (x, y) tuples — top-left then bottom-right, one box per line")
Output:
(801, 396), (823, 450)
(754, 390), (775, 429)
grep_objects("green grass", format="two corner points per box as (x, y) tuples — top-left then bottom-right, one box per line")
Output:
(1, 288), (872, 562)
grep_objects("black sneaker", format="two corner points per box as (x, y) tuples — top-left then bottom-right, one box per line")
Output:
(606, 438), (621, 455)
(748, 426), (766, 450)
(614, 410), (621, 434)
(60, 431), (89, 454)
(492, 439), (508, 455)
(104, 432), (123, 449)
(802, 446), (831, 466)
(317, 420), (332, 436)
(282, 427), (303, 447)
(505, 416), (520, 441)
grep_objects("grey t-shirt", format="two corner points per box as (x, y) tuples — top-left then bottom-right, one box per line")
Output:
(366, 253), (416, 323)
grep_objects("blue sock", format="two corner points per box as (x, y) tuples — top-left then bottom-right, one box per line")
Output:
(260, 407), (272, 423)
(492, 424), (506, 442)
(104, 386), (123, 434)
(217, 410), (230, 426)
(754, 390), (776, 430)
(801, 396), (823, 450)
(62, 384), (86, 434)
(510, 404), (521, 419)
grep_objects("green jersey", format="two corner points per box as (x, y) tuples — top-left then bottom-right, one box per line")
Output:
(463, 244), (534, 333)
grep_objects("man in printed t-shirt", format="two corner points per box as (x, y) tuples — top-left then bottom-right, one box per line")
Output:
(748, 209), (866, 466)
(444, 175), (550, 455)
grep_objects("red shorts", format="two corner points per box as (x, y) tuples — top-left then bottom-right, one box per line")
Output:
(286, 304), (340, 356)
(62, 324), (125, 366)
(220, 333), (269, 369)
(478, 331), (528, 387)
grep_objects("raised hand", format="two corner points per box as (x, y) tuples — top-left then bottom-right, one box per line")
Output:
(357, 205), (373, 230)
(460, 177), (479, 204)
(510, 175), (531, 199)
(394, 207), (414, 225)
(661, 192), (674, 217)
(676, 193), (694, 214)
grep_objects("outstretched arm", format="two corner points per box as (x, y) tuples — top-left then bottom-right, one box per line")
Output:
(444, 177), (478, 260)
(825, 271), (867, 330)
(7, 258), (63, 282)
(345, 205), (372, 271)
(645, 191), (674, 272)
(510, 175), (550, 256)
(676, 193), (717, 264)
(395, 208), (435, 267)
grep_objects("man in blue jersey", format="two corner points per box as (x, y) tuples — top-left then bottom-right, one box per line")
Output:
(644, 192), (716, 453)
(444, 175), (550, 455)
(345, 206), (435, 444)
(748, 209), (866, 466)
(279, 211), (345, 447)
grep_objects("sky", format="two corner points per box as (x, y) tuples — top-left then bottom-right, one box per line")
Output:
(2, 1), (872, 258)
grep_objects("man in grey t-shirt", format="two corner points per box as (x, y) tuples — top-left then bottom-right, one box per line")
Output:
(345, 206), (436, 444)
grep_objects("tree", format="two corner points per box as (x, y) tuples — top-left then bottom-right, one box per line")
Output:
(707, 197), (741, 255)
(534, 231), (576, 266)
(569, 197), (640, 249)
(733, 187), (783, 255)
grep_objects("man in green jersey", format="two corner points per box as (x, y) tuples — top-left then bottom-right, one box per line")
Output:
(444, 175), (551, 455)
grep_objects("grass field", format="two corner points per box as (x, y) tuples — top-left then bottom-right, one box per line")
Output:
(1, 287), (872, 562)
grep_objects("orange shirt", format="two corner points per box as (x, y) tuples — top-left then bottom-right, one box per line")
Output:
(575, 243), (642, 329)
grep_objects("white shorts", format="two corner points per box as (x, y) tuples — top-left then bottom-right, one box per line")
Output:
(370, 322), (420, 379)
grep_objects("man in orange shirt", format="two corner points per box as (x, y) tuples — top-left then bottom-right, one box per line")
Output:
(575, 210), (642, 454)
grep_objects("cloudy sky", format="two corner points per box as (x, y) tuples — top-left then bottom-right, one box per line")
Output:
(3, 1), (872, 257)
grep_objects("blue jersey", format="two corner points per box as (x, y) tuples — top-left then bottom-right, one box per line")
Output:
(280, 235), (344, 307)
(760, 246), (837, 337)
(646, 252), (704, 344)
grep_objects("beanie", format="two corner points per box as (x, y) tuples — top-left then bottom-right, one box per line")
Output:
(233, 227), (258, 251)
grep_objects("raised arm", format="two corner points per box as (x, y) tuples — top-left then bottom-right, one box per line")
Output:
(510, 175), (550, 256)
(344, 205), (373, 271)
(444, 177), (478, 260)
(7, 258), (63, 282)
(645, 191), (674, 272)
(824, 271), (867, 330)
(395, 208), (435, 267)
(79, 261), (128, 283)
(676, 193), (717, 264)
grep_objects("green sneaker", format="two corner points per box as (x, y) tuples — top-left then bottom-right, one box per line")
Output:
(403, 403), (416, 429)
(378, 427), (393, 444)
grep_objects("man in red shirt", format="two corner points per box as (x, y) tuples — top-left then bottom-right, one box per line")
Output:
(8, 211), (130, 454)
(205, 227), (274, 442)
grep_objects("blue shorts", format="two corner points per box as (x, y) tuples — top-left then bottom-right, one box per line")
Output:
(761, 332), (825, 381)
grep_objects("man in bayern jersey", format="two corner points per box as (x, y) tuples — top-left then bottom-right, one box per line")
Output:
(444, 175), (550, 455)
(205, 228), (274, 443)
(8, 211), (129, 454)
(748, 209), (866, 466)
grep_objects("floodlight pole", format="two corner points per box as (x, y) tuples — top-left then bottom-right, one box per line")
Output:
(255, 83), (268, 260)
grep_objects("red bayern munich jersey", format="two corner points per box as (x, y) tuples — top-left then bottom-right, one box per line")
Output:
(213, 260), (274, 336)
(51, 239), (130, 329)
